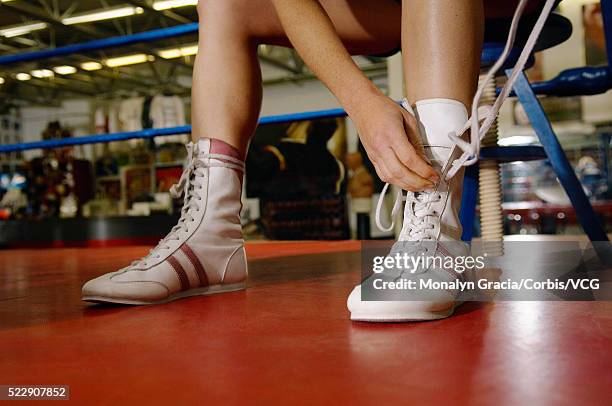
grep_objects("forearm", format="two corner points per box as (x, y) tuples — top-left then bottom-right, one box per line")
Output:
(270, 0), (382, 116)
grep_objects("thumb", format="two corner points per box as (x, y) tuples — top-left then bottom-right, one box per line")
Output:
(400, 107), (429, 164)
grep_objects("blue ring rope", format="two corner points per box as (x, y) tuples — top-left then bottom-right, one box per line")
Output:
(0, 23), (199, 65)
(0, 107), (348, 153)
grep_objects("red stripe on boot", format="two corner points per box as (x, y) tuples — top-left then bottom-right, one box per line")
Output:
(181, 244), (209, 287)
(167, 256), (190, 291)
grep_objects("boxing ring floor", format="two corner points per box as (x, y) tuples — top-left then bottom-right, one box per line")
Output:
(0, 240), (610, 404)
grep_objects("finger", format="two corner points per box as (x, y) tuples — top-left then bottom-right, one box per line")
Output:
(398, 107), (439, 182)
(392, 139), (439, 183)
(376, 149), (434, 191)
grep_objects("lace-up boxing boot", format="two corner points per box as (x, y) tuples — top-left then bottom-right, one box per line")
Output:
(347, 99), (473, 321)
(82, 138), (247, 305)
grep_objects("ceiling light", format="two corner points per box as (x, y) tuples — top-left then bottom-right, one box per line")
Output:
(158, 44), (198, 59)
(81, 61), (103, 71)
(16, 73), (31, 81)
(62, 6), (144, 25)
(31, 69), (55, 78)
(105, 53), (154, 67)
(0, 77), (4, 85)
(0, 22), (48, 38)
(153, 0), (198, 11)
(53, 65), (77, 75)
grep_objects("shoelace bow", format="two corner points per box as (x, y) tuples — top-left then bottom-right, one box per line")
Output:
(375, 0), (556, 238)
(132, 143), (245, 267)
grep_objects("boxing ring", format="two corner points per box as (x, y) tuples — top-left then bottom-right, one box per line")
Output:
(0, 10), (610, 248)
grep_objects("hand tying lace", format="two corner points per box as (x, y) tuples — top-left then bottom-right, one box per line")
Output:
(131, 142), (244, 268)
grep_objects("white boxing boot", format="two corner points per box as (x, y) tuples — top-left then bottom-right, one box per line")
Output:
(82, 138), (247, 305)
(348, 99), (474, 322)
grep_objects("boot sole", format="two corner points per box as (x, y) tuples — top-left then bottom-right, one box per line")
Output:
(349, 301), (462, 322)
(82, 282), (246, 305)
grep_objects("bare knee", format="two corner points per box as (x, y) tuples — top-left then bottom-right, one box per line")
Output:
(197, 0), (284, 44)
(197, 0), (242, 22)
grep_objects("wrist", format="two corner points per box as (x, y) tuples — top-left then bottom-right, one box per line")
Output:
(340, 81), (384, 119)
(340, 82), (386, 121)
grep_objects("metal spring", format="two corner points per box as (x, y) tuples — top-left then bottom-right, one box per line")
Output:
(477, 74), (504, 256)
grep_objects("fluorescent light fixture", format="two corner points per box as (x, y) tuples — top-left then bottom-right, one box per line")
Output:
(31, 69), (55, 78)
(16, 73), (31, 81)
(158, 44), (198, 59)
(105, 53), (154, 67)
(0, 22), (48, 38)
(81, 61), (103, 71)
(153, 0), (198, 11)
(0, 77), (4, 85)
(62, 6), (144, 25)
(53, 65), (77, 75)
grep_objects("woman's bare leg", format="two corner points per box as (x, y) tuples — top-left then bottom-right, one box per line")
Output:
(402, 0), (484, 108)
(400, 0), (484, 241)
(192, 0), (401, 156)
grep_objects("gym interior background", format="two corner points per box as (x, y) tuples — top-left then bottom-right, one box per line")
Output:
(0, 1), (610, 241)
(0, 0), (611, 404)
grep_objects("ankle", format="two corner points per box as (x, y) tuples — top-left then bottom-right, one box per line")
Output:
(414, 99), (468, 148)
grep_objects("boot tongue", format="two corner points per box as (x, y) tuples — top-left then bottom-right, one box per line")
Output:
(208, 138), (243, 160)
(412, 98), (468, 172)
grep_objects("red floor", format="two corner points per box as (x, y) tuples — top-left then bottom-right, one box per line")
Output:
(0, 242), (611, 405)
